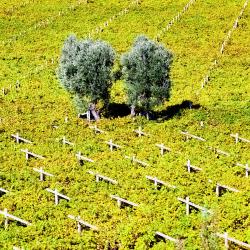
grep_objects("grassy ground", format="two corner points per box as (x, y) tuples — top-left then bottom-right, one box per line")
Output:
(0, 0), (249, 249)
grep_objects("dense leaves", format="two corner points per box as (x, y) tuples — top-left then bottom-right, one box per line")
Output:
(58, 35), (115, 116)
(121, 35), (173, 116)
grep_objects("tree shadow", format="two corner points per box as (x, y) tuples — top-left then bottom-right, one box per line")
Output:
(104, 103), (131, 118)
(153, 100), (201, 121)
(102, 100), (201, 120)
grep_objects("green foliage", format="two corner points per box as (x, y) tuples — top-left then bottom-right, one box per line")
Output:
(121, 35), (173, 112)
(58, 35), (115, 112)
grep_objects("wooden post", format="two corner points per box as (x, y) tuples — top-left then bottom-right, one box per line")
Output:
(25, 149), (29, 160)
(4, 208), (8, 229)
(186, 197), (190, 215)
(216, 183), (240, 197)
(40, 169), (44, 181)
(33, 167), (54, 181)
(55, 189), (59, 205)
(77, 220), (82, 234)
(0, 209), (31, 228)
(216, 232), (250, 249)
(187, 160), (191, 173)
(156, 144), (171, 155)
(16, 133), (19, 143)
(46, 188), (71, 205)
(111, 195), (139, 208)
(68, 215), (98, 233)
(224, 232), (229, 249)
(117, 199), (122, 208)
(76, 152), (94, 165)
(216, 184), (220, 197)
(235, 133), (239, 143)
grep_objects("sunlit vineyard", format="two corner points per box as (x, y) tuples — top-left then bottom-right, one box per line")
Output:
(0, 0), (249, 249)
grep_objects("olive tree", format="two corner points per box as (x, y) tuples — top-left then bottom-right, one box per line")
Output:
(58, 35), (115, 120)
(121, 35), (173, 118)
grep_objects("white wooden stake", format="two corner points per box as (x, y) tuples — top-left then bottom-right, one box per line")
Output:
(55, 189), (59, 205)
(224, 232), (229, 249)
(186, 197), (190, 215)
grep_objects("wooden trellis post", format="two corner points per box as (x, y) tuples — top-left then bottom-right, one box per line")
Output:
(125, 155), (149, 167)
(68, 215), (98, 234)
(216, 232), (250, 249)
(134, 127), (149, 137)
(155, 231), (179, 244)
(106, 139), (122, 151)
(46, 188), (70, 205)
(78, 111), (91, 121)
(186, 159), (202, 173)
(11, 133), (32, 144)
(33, 167), (54, 181)
(76, 152), (94, 165)
(89, 125), (104, 134)
(0, 209), (31, 229)
(111, 195), (139, 208)
(146, 176), (176, 189)
(177, 197), (211, 215)
(235, 163), (249, 177)
(230, 133), (250, 143)
(215, 183), (240, 197)
(207, 146), (230, 157)
(155, 143), (171, 155)
(21, 149), (45, 160)
(181, 131), (206, 141)
(62, 136), (74, 146)
(87, 170), (118, 185)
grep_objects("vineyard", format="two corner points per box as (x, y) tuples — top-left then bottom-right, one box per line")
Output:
(0, 0), (250, 249)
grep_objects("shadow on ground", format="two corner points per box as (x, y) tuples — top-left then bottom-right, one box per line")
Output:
(104, 103), (131, 118)
(103, 100), (201, 120)
(153, 100), (201, 121)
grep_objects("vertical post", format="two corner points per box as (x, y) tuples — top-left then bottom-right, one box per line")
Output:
(216, 184), (220, 197)
(132, 156), (136, 164)
(110, 140), (113, 151)
(235, 133), (239, 144)
(246, 164), (249, 178)
(186, 197), (190, 215)
(25, 149), (29, 160)
(138, 127), (142, 137)
(16, 133), (19, 143)
(160, 144), (164, 156)
(4, 208), (8, 229)
(55, 189), (59, 205)
(77, 221), (82, 234)
(40, 167), (44, 181)
(96, 175), (100, 182)
(224, 232), (229, 249)
(154, 178), (157, 189)
(117, 199), (122, 208)
(65, 116), (68, 123)
(187, 160), (191, 173)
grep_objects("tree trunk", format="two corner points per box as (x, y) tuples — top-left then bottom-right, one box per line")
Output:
(130, 105), (136, 117)
(89, 103), (100, 121)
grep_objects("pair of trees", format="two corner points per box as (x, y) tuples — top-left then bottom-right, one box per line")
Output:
(58, 35), (173, 120)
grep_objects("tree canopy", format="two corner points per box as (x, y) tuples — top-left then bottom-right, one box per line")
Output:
(121, 35), (173, 117)
(58, 35), (115, 119)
